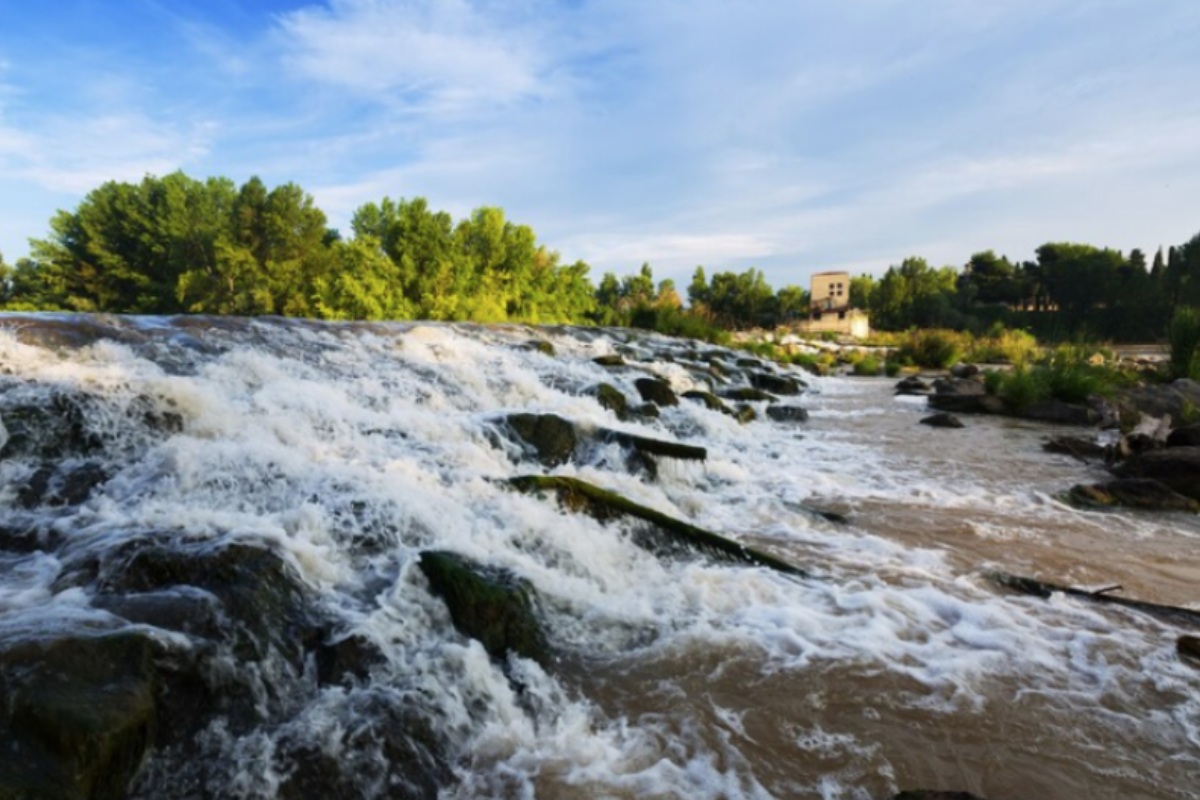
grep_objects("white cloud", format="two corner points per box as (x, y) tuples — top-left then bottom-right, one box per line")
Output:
(276, 0), (551, 111)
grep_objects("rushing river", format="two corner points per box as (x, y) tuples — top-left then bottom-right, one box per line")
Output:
(0, 315), (1198, 800)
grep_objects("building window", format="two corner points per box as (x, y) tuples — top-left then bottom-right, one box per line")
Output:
(838, 311), (846, 320)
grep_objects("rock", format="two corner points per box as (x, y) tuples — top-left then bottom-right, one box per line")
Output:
(526, 340), (555, 356)
(0, 391), (102, 460)
(590, 383), (628, 417)
(1022, 399), (1097, 426)
(920, 412), (964, 429)
(890, 793), (987, 800)
(505, 413), (578, 466)
(1179, 635), (1200, 665)
(682, 390), (732, 415)
(92, 590), (224, 640)
(748, 371), (803, 395)
(1116, 414), (1172, 458)
(735, 358), (763, 368)
(765, 406), (809, 423)
(932, 376), (985, 396)
(926, 394), (1007, 415)
(592, 354), (625, 368)
(1114, 447), (1200, 501)
(17, 460), (109, 509)
(314, 632), (387, 687)
(417, 550), (548, 666)
(508, 475), (806, 577)
(626, 403), (661, 420)
(634, 377), (679, 407)
(597, 428), (707, 461)
(1067, 479), (1200, 512)
(949, 363), (980, 379)
(894, 375), (932, 396)
(1043, 436), (1109, 461)
(1167, 423), (1200, 448)
(1114, 379), (1200, 427)
(0, 632), (158, 800)
(734, 404), (757, 424)
(719, 387), (779, 404)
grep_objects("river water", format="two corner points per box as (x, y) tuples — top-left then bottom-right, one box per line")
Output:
(0, 315), (1197, 800)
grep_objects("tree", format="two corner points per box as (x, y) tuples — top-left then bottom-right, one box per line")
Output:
(869, 257), (959, 330)
(849, 274), (875, 310)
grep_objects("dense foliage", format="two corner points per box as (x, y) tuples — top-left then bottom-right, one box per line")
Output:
(2, 170), (1198, 344)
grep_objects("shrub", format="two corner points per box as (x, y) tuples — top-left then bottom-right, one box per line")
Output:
(895, 329), (964, 369)
(853, 357), (881, 376)
(1168, 307), (1200, 380)
(966, 328), (1039, 367)
(884, 361), (901, 377)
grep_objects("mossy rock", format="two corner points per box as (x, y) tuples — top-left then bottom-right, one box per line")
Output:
(748, 371), (804, 396)
(681, 390), (731, 415)
(720, 387), (779, 404)
(597, 428), (707, 461)
(0, 632), (157, 800)
(508, 475), (806, 577)
(734, 404), (757, 424)
(590, 383), (628, 417)
(526, 340), (555, 356)
(592, 354), (626, 367)
(634, 377), (679, 407)
(418, 550), (548, 666)
(505, 413), (578, 467)
(626, 403), (661, 420)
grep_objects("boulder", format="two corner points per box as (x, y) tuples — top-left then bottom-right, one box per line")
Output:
(1167, 423), (1200, 448)
(418, 551), (548, 666)
(766, 406), (810, 423)
(1042, 436), (1109, 462)
(505, 413), (578, 467)
(1114, 379), (1200, 426)
(0, 632), (158, 800)
(1067, 479), (1200, 512)
(949, 363), (980, 379)
(16, 461), (109, 509)
(920, 412), (965, 429)
(590, 383), (628, 417)
(1114, 446), (1200, 501)
(926, 394), (1007, 415)
(748, 371), (804, 396)
(592, 354), (625, 368)
(894, 375), (932, 396)
(932, 377), (985, 396)
(682, 390), (732, 415)
(634, 377), (678, 407)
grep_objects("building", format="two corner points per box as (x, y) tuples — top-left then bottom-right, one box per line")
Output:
(797, 270), (870, 338)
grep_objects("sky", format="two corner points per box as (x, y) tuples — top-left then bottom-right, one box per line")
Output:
(1, 0), (1198, 290)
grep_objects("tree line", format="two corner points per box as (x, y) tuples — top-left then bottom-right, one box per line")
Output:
(0, 170), (1196, 341)
(854, 239), (1200, 341)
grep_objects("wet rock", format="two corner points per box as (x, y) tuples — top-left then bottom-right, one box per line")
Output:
(0, 391), (102, 460)
(92, 590), (224, 641)
(734, 404), (757, 424)
(1023, 399), (1100, 426)
(949, 363), (980, 379)
(526, 340), (555, 356)
(1043, 436), (1109, 461)
(1114, 379), (1200, 427)
(1167, 423), (1200, 448)
(0, 632), (157, 800)
(634, 377), (679, 407)
(314, 632), (388, 687)
(418, 550), (548, 666)
(765, 405), (809, 423)
(920, 412), (965, 429)
(894, 375), (932, 396)
(1179, 635), (1200, 666)
(932, 376), (985, 396)
(597, 428), (707, 462)
(592, 354), (625, 368)
(735, 357), (763, 368)
(0, 522), (52, 554)
(1114, 446), (1200, 501)
(505, 413), (578, 467)
(748, 371), (803, 395)
(682, 390), (732, 415)
(626, 402), (661, 420)
(719, 387), (779, 404)
(508, 475), (806, 577)
(926, 393), (1006, 415)
(1067, 479), (1200, 512)
(590, 383), (628, 417)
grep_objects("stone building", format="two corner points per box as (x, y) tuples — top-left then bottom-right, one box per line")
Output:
(797, 270), (870, 338)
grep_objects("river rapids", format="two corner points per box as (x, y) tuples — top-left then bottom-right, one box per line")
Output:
(0, 314), (1198, 800)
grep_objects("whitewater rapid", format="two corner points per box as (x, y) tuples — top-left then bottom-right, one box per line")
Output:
(0, 315), (1197, 800)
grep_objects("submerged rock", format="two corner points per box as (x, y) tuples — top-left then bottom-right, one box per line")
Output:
(592, 354), (625, 368)
(920, 412), (964, 429)
(765, 405), (809, 423)
(682, 390), (732, 415)
(1067, 479), (1200, 512)
(1042, 436), (1109, 462)
(508, 475), (806, 577)
(418, 550), (548, 666)
(719, 387), (779, 404)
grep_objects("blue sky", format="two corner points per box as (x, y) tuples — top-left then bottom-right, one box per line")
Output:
(1, 0), (1198, 289)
